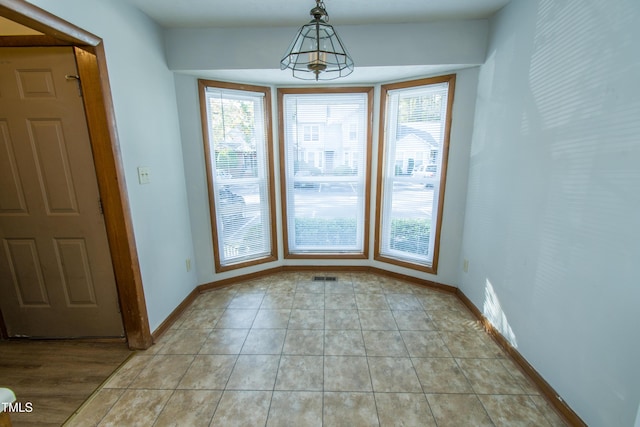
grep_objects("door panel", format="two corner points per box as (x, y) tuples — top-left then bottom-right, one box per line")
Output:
(29, 119), (78, 213)
(3, 238), (49, 305)
(0, 47), (123, 337)
(0, 121), (28, 213)
(54, 238), (97, 306)
(16, 69), (57, 98)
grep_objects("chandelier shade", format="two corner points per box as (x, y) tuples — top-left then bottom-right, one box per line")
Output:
(280, 0), (354, 81)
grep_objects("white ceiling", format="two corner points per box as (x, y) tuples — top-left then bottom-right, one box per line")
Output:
(127, 0), (511, 29)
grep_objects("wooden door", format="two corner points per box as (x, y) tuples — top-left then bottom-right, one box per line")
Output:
(0, 47), (123, 337)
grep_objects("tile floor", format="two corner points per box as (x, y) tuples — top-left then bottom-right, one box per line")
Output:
(65, 272), (567, 426)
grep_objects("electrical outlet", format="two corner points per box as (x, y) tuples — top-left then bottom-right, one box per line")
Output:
(463, 259), (469, 273)
(137, 166), (151, 184)
(186, 258), (192, 272)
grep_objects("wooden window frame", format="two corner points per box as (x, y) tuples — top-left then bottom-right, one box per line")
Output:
(198, 79), (278, 272)
(277, 87), (373, 260)
(374, 74), (456, 274)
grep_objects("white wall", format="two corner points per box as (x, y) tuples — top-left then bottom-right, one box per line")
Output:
(459, 0), (640, 425)
(28, 0), (199, 331)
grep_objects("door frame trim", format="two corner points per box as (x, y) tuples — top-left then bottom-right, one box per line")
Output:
(0, 0), (152, 349)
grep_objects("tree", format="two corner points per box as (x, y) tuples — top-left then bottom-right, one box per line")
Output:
(208, 97), (256, 147)
(398, 93), (443, 123)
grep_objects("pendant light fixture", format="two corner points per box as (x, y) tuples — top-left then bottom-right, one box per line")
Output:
(280, 0), (354, 81)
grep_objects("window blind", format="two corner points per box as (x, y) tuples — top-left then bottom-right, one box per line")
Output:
(281, 91), (369, 254)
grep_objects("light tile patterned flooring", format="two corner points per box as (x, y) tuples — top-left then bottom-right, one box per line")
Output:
(66, 272), (567, 426)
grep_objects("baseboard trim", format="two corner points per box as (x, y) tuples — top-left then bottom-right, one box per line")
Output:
(455, 289), (586, 427)
(151, 287), (200, 343)
(198, 266), (285, 292)
(369, 266), (457, 293)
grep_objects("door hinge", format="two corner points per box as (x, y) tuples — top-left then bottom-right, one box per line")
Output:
(98, 198), (104, 214)
(65, 74), (82, 97)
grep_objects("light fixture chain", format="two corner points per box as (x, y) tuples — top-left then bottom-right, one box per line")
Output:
(317, 0), (329, 22)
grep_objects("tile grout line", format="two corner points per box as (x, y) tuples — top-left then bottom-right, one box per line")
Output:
(209, 297), (251, 424)
(395, 311), (440, 426)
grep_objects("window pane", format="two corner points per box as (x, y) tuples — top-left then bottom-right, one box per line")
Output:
(280, 90), (370, 255)
(378, 78), (454, 270)
(201, 83), (275, 269)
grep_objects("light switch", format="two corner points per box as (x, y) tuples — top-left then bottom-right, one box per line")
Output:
(137, 166), (151, 184)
